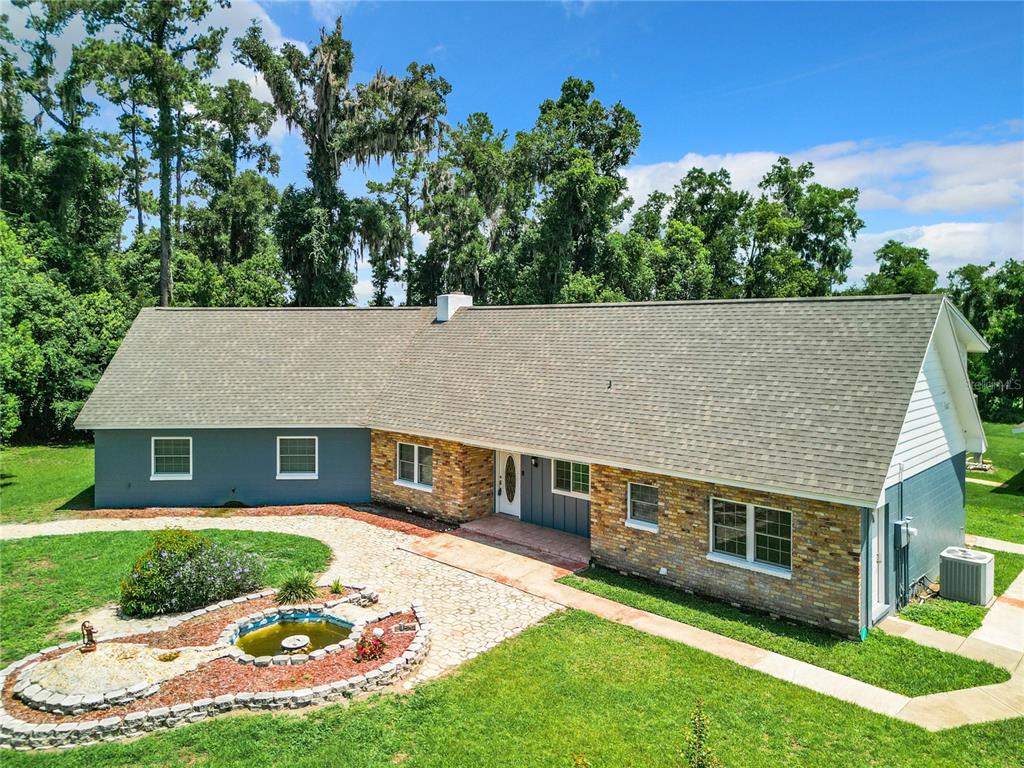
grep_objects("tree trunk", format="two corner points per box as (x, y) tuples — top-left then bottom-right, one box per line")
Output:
(174, 108), (183, 234)
(158, 96), (174, 306)
(131, 113), (144, 233)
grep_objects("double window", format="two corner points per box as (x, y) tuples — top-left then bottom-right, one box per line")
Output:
(397, 442), (433, 490)
(627, 482), (659, 530)
(553, 459), (590, 498)
(151, 437), (192, 480)
(277, 436), (318, 479)
(710, 497), (792, 574)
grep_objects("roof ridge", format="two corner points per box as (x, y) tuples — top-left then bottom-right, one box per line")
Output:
(465, 294), (939, 311)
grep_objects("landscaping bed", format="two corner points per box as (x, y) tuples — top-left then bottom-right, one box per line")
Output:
(558, 566), (1009, 697)
(0, 589), (429, 749)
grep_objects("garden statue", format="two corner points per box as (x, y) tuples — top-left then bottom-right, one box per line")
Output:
(80, 621), (97, 653)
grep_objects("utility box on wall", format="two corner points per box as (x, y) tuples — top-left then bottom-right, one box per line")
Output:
(939, 547), (994, 606)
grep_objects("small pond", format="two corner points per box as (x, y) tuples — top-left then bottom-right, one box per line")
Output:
(234, 614), (351, 657)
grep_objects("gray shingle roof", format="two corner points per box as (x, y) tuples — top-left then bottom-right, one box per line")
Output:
(76, 294), (948, 505)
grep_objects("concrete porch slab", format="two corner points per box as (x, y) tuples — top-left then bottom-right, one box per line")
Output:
(457, 515), (591, 570)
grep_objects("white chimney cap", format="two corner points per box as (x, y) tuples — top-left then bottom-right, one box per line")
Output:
(436, 293), (473, 322)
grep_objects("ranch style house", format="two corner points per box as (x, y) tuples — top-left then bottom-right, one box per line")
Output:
(75, 292), (989, 638)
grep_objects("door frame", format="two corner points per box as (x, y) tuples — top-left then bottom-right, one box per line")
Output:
(870, 505), (890, 620)
(495, 451), (521, 518)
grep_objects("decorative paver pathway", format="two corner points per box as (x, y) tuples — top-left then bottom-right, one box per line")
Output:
(3, 514), (1022, 733)
(0, 516), (557, 683)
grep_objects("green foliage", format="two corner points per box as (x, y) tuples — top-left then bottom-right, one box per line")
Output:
(330, 578), (344, 595)
(119, 528), (267, 618)
(684, 698), (721, 768)
(237, 18), (449, 306)
(861, 240), (939, 295)
(275, 570), (320, 604)
(947, 261), (1023, 421)
(0, 217), (133, 440)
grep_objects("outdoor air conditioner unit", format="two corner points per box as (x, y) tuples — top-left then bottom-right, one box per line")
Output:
(939, 547), (994, 606)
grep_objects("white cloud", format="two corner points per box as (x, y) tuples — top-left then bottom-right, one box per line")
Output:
(624, 138), (1024, 216)
(308, 1), (360, 26)
(848, 213), (1022, 286)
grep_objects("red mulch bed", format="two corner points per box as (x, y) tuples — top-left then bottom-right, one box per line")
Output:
(3, 611), (416, 725)
(122, 586), (352, 649)
(81, 503), (452, 537)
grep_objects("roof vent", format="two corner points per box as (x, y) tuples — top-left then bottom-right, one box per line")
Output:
(436, 292), (473, 322)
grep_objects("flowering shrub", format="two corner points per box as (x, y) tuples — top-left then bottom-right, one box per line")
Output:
(119, 529), (266, 617)
(353, 635), (387, 663)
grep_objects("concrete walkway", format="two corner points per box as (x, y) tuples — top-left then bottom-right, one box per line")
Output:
(406, 531), (1024, 731)
(965, 476), (1005, 488)
(967, 533), (1024, 556)
(3, 515), (1023, 732)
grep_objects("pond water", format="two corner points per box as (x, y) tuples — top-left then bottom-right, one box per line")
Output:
(235, 618), (351, 657)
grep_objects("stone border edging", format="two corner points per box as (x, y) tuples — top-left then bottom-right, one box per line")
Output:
(11, 588), (279, 716)
(0, 603), (429, 751)
(219, 586), (378, 666)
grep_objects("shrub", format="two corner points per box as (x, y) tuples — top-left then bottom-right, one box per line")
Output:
(683, 698), (720, 768)
(329, 578), (344, 595)
(276, 571), (319, 603)
(119, 529), (266, 617)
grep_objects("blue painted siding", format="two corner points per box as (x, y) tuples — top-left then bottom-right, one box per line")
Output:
(881, 451), (966, 610)
(94, 428), (370, 508)
(520, 456), (590, 537)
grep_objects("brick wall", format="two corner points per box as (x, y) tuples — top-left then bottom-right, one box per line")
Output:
(590, 465), (863, 635)
(370, 430), (493, 523)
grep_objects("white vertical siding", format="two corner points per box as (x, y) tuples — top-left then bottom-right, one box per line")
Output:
(884, 340), (967, 488)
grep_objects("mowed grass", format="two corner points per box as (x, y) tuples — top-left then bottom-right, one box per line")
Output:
(966, 422), (1024, 544)
(3, 610), (1022, 768)
(0, 444), (95, 523)
(0, 530), (331, 665)
(900, 548), (1024, 635)
(558, 567), (1008, 697)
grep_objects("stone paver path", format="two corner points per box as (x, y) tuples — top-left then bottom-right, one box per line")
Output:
(0, 516), (557, 683)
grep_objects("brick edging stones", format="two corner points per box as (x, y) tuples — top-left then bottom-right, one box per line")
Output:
(0, 589), (430, 751)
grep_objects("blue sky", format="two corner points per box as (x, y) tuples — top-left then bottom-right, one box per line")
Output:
(12, 1), (1024, 303)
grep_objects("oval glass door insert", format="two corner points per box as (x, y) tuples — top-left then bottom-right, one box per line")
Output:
(504, 456), (517, 502)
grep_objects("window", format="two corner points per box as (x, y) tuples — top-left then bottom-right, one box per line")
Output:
(151, 437), (192, 480)
(709, 498), (792, 575)
(396, 442), (432, 490)
(277, 436), (318, 479)
(627, 483), (659, 530)
(553, 459), (589, 498)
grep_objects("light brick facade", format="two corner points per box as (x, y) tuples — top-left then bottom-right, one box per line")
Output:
(371, 429), (863, 634)
(370, 430), (494, 524)
(589, 465), (864, 635)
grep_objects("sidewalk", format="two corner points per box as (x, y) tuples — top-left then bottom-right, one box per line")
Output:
(404, 531), (1024, 732)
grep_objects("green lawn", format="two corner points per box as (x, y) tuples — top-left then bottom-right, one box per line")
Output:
(0, 530), (331, 665)
(966, 422), (1024, 544)
(3, 610), (1021, 768)
(899, 548), (1024, 636)
(558, 567), (1007, 697)
(1, 444), (95, 523)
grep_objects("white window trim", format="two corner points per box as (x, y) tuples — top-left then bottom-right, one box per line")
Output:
(150, 436), (192, 481)
(395, 442), (433, 492)
(707, 497), (793, 577)
(626, 482), (659, 533)
(276, 435), (319, 480)
(551, 458), (591, 500)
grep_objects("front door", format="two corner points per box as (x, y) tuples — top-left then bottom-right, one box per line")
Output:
(495, 451), (521, 517)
